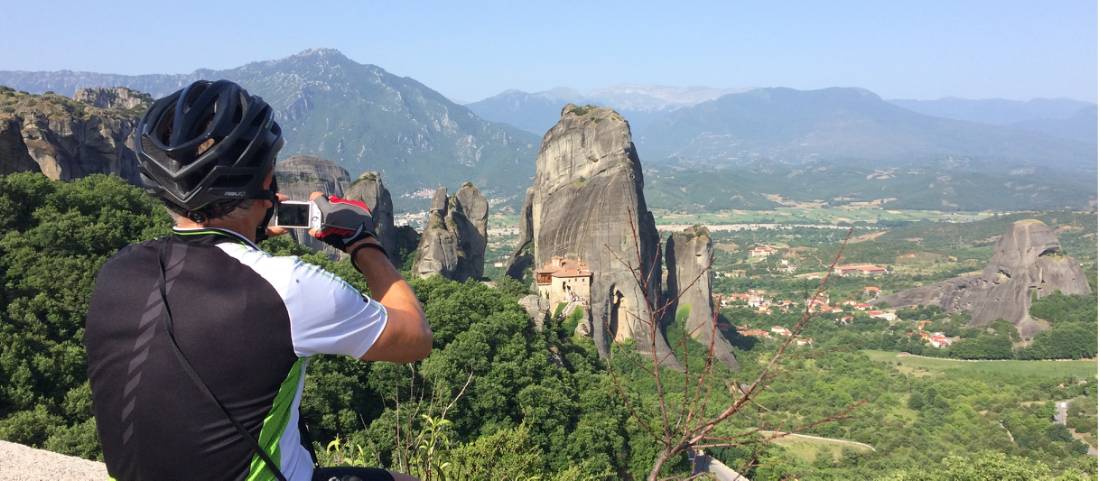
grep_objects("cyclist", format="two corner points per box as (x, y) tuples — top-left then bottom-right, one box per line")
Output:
(85, 80), (431, 481)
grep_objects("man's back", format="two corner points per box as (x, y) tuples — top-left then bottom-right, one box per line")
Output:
(85, 228), (387, 481)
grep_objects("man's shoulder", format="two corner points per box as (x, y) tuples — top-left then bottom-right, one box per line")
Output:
(98, 238), (164, 272)
(216, 243), (351, 293)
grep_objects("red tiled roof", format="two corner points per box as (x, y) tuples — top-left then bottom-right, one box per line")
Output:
(536, 257), (591, 277)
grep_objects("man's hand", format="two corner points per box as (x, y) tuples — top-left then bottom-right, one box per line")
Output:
(307, 192), (377, 251)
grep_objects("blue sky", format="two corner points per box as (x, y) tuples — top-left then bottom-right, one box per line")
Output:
(2, 0), (1095, 102)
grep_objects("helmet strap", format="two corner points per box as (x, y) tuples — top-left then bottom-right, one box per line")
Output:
(187, 211), (208, 223)
(253, 177), (279, 243)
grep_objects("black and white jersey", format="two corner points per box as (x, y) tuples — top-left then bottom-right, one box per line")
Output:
(85, 227), (387, 481)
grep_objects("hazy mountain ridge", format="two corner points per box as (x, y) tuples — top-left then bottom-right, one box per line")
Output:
(633, 87), (1095, 172)
(890, 97), (1095, 125)
(1009, 105), (1098, 144)
(471, 85), (1095, 174)
(891, 96), (1097, 145)
(0, 49), (539, 199)
(635, 88), (1096, 211)
(466, 85), (742, 135)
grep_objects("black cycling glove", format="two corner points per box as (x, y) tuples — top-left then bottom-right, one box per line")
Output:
(311, 195), (377, 251)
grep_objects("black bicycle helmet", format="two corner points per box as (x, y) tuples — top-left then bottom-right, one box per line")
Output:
(137, 79), (284, 220)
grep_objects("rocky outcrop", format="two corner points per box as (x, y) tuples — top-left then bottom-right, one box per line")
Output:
(0, 86), (147, 182)
(452, 182), (489, 274)
(518, 104), (678, 367)
(519, 294), (546, 329)
(0, 440), (107, 481)
(344, 171), (399, 266)
(72, 87), (151, 111)
(665, 226), (739, 369)
(274, 155), (351, 256)
(413, 183), (489, 281)
(879, 220), (1091, 338)
(0, 118), (40, 175)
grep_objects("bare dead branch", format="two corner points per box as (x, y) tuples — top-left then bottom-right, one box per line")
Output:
(439, 371), (475, 421)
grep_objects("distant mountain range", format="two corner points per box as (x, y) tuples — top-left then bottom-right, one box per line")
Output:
(469, 86), (1097, 146)
(890, 97), (1097, 144)
(634, 87), (1095, 171)
(889, 96), (1093, 125)
(465, 86), (744, 135)
(1, 50), (1095, 211)
(0, 49), (539, 199)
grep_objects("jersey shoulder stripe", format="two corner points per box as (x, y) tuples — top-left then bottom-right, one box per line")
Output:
(215, 242), (388, 359)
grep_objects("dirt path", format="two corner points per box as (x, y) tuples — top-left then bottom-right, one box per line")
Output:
(0, 441), (106, 481)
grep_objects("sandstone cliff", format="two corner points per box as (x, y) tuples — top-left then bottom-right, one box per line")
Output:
(518, 104), (678, 366)
(879, 219), (1091, 338)
(344, 171), (400, 266)
(0, 118), (40, 175)
(413, 183), (488, 281)
(274, 155), (351, 256)
(665, 226), (739, 369)
(0, 86), (147, 182)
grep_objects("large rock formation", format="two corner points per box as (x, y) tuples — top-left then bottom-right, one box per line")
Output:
(452, 182), (489, 273)
(0, 86), (148, 182)
(274, 155), (351, 256)
(879, 220), (1091, 338)
(344, 171), (399, 267)
(515, 104), (678, 366)
(413, 183), (488, 281)
(665, 226), (739, 369)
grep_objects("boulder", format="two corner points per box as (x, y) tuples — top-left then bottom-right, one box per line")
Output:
(518, 294), (545, 329)
(879, 220), (1092, 337)
(666, 226), (739, 369)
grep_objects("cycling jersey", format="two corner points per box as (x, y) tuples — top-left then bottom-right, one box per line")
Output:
(85, 227), (388, 481)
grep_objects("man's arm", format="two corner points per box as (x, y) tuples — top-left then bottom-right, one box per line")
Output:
(349, 238), (432, 362)
(307, 191), (431, 363)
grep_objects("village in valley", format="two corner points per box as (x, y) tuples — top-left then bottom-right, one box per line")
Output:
(716, 241), (956, 351)
(480, 200), (1096, 371)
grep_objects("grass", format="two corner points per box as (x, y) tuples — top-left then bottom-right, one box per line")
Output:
(863, 350), (1097, 380)
(761, 431), (875, 463)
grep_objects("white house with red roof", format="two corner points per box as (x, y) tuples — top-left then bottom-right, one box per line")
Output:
(750, 245), (779, 258)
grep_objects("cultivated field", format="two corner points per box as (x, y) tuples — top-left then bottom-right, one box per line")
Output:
(863, 350), (1098, 379)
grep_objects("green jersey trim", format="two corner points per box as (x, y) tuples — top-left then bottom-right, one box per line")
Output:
(172, 227), (255, 248)
(246, 358), (304, 481)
